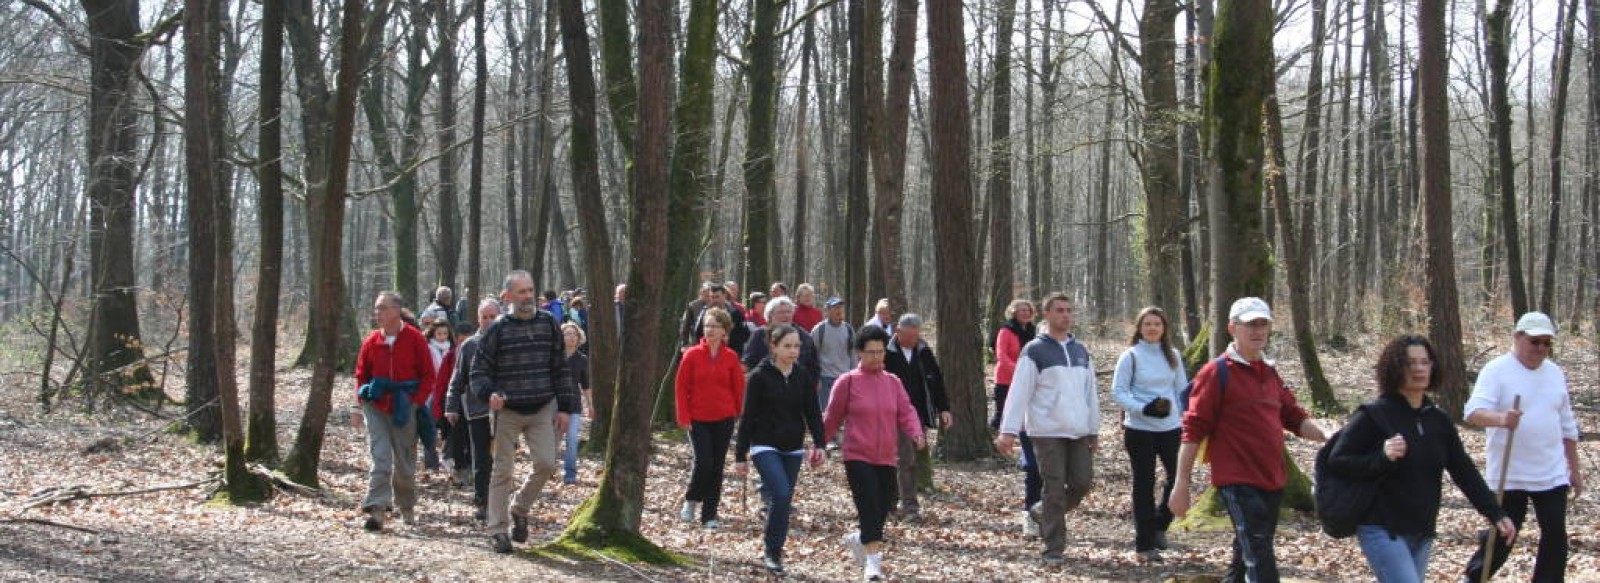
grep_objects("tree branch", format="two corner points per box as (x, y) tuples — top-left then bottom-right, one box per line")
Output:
(19, 0), (89, 55)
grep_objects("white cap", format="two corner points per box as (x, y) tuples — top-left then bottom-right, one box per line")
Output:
(1515, 312), (1556, 337)
(1228, 297), (1273, 323)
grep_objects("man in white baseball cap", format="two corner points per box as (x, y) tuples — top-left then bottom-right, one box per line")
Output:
(1169, 297), (1327, 582)
(1463, 311), (1583, 581)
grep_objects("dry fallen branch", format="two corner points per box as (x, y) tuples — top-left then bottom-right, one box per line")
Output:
(246, 464), (336, 501)
(22, 479), (220, 510)
(0, 517), (101, 535)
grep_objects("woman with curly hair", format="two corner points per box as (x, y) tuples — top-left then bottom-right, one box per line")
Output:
(1324, 335), (1516, 582)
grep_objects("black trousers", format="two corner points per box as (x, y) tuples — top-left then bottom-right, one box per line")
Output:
(1218, 485), (1282, 583)
(1465, 486), (1569, 583)
(1124, 427), (1180, 551)
(845, 460), (898, 544)
(465, 416), (493, 507)
(443, 416), (472, 467)
(686, 418), (736, 522)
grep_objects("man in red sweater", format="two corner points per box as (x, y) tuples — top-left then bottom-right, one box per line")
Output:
(1168, 297), (1326, 582)
(351, 291), (436, 532)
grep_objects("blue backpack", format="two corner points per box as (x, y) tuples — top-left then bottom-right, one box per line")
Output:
(1177, 356), (1230, 416)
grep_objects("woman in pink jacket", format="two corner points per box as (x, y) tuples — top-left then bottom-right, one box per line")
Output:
(824, 325), (925, 582)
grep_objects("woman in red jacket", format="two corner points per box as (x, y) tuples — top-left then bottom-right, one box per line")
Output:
(674, 307), (746, 528)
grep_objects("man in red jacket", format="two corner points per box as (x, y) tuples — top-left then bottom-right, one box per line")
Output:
(351, 291), (435, 532)
(1168, 297), (1326, 582)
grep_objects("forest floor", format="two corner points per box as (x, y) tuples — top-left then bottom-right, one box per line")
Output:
(2, 330), (1599, 582)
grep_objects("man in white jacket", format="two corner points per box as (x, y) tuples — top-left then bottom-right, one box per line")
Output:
(995, 291), (1099, 565)
(1463, 311), (1583, 582)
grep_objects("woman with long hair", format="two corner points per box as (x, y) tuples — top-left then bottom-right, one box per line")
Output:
(734, 324), (825, 575)
(673, 307), (746, 528)
(1110, 307), (1186, 561)
(424, 320), (457, 474)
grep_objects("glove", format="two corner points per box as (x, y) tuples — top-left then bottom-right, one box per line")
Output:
(1143, 398), (1172, 419)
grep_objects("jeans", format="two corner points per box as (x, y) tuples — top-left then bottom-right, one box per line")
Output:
(819, 376), (838, 411)
(1217, 485), (1283, 583)
(1032, 436), (1096, 557)
(845, 461), (897, 544)
(487, 403), (560, 533)
(1465, 486), (1569, 582)
(1019, 432), (1042, 510)
(686, 418), (737, 522)
(360, 402), (419, 512)
(752, 451), (804, 557)
(1357, 524), (1432, 583)
(561, 413), (583, 484)
(1124, 427), (1180, 551)
(465, 416), (492, 506)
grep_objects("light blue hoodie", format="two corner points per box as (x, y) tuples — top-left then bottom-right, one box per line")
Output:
(1111, 340), (1186, 432)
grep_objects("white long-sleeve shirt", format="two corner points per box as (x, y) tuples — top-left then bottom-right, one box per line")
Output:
(1465, 353), (1580, 491)
(1111, 341), (1186, 432)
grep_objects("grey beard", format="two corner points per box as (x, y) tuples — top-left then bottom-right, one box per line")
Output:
(511, 301), (537, 319)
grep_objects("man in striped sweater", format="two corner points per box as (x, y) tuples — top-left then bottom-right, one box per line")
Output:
(470, 270), (579, 554)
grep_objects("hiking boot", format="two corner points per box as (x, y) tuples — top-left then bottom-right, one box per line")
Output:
(762, 551), (785, 575)
(399, 508), (416, 526)
(842, 531), (866, 566)
(362, 508), (386, 532)
(1153, 530), (1169, 550)
(1024, 505), (1044, 539)
(701, 519), (722, 529)
(491, 533), (513, 554)
(1138, 549), (1164, 563)
(680, 500), (700, 523)
(511, 513), (529, 543)
(1042, 553), (1064, 566)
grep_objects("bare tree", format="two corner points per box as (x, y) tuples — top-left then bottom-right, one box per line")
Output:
(245, 0), (286, 465)
(925, 0), (987, 460)
(1486, 0), (1529, 316)
(1417, 0), (1469, 419)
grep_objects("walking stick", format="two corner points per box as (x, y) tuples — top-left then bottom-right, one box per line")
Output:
(1480, 395), (1521, 583)
(742, 466), (750, 514)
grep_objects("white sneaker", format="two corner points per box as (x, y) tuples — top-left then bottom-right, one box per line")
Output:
(842, 531), (866, 565)
(863, 553), (883, 581)
(1021, 509), (1040, 538)
(680, 500), (700, 523)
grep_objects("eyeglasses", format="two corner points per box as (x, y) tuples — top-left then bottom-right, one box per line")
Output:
(1529, 338), (1554, 348)
(859, 349), (886, 356)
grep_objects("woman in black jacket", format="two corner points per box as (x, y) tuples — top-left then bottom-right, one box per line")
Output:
(1326, 335), (1516, 583)
(734, 324), (825, 575)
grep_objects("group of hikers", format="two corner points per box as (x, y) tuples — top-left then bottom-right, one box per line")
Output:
(348, 270), (1584, 582)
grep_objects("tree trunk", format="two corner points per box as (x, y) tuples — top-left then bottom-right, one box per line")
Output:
(79, 0), (154, 398)
(1295, 0), (1328, 331)
(597, 0), (638, 181)
(790, 17), (815, 285)
(1205, 0), (1273, 353)
(246, 0), (285, 465)
(1486, 0), (1529, 316)
(1541, 0), (1581, 316)
(435, 0), (462, 293)
(741, 0), (780, 293)
(869, 0), (918, 318)
(1139, 0), (1183, 325)
(182, 0), (220, 447)
(1417, 0), (1469, 421)
(558, 0), (674, 553)
(466, 0), (487, 307)
(983, 0), (1016, 337)
(555, 0), (618, 454)
(1266, 93), (1341, 414)
(282, 0), (367, 487)
(926, 0), (988, 461)
(844, 0), (870, 317)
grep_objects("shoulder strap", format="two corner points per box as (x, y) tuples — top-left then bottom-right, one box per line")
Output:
(1361, 403), (1396, 436)
(1211, 356), (1230, 419)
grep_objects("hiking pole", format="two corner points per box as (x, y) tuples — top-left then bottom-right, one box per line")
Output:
(742, 466), (750, 514)
(1480, 394), (1521, 583)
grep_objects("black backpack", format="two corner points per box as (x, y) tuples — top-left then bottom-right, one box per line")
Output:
(1313, 403), (1396, 538)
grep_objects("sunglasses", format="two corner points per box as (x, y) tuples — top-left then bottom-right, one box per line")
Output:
(1528, 338), (1554, 348)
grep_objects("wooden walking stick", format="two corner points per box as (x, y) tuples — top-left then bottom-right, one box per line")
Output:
(1480, 395), (1522, 583)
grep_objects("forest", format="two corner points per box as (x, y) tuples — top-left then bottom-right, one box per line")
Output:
(1, 0), (1597, 581)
